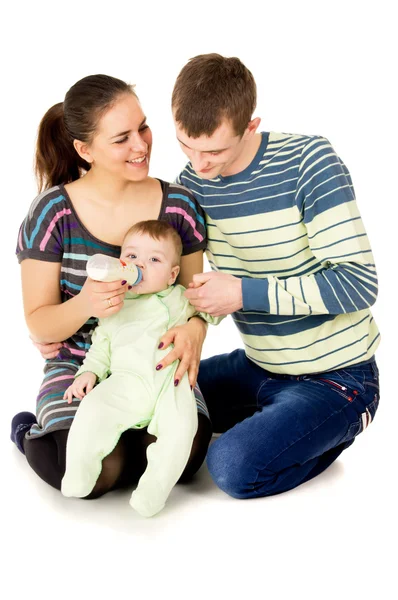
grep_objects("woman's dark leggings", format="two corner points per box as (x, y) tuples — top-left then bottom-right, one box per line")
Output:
(23, 414), (212, 499)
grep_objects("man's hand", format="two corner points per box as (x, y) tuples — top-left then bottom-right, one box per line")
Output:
(184, 272), (243, 316)
(63, 372), (97, 404)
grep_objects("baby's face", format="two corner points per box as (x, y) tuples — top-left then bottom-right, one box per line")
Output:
(121, 232), (180, 294)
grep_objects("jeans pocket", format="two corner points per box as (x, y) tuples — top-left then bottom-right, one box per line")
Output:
(336, 368), (367, 395)
(313, 376), (362, 402)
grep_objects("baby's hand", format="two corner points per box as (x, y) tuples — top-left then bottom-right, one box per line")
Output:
(187, 279), (204, 289)
(63, 372), (97, 404)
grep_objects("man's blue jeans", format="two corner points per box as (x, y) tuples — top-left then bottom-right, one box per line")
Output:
(198, 350), (380, 498)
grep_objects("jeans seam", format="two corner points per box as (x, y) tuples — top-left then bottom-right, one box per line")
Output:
(253, 403), (352, 482)
(256, 379), (270, 406)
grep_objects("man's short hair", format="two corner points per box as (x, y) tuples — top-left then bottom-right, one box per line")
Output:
(124, 220), (183, 263)
(172, 53), (257, 138)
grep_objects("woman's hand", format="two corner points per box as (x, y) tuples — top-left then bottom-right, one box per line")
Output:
(78, 277), (128, 319)
(30, 277), (127, 358)
(156, 317), (208, 388)
(63, 372), (97, 404)
(31, 338), (64, 359)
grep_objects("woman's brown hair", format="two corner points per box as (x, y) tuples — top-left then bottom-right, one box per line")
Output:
(35, 74), (135, 192)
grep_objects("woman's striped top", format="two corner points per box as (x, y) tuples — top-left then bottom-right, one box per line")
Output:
(16, 180), (207, 362)
(177, 132), (380, 375)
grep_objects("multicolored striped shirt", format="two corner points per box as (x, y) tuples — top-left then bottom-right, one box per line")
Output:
(16, 180), (206, 362)
(178, 132), (380, 375)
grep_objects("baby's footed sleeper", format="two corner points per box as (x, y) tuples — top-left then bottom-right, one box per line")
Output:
(61, 286), (214, 516)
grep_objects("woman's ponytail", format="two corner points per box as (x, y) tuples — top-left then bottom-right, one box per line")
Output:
(35, 102), (90, 192)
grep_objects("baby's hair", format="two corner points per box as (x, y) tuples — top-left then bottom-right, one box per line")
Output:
(124, 220), (183, 262)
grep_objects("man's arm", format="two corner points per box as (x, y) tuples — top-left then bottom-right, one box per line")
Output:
(242, 137), (377, 315)
(186, 137), (377, 317)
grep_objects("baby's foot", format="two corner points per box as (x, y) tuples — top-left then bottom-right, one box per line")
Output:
(130, 487), (166, 518)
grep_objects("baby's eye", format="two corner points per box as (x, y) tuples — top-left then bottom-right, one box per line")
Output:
(128, 254), (137, 259)
(150, 257), (160, 263)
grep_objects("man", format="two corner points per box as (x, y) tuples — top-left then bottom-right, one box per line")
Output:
(170, 53), (380, 499)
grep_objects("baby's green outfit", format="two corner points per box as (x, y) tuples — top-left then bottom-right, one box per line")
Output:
(61, 285), (217, 517)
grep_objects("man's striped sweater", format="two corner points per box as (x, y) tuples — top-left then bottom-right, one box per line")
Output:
(178, 132), (380, 375)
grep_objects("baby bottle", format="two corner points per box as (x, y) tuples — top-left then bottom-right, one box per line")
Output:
(86, 254), (143, 286)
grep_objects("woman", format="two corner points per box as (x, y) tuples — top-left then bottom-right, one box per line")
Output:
(10, 74), (210, 498)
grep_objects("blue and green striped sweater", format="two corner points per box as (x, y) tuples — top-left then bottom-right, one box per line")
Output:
(178, 132), (380, 375)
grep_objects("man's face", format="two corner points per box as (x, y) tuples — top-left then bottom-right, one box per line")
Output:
(174, 118), (248, 179)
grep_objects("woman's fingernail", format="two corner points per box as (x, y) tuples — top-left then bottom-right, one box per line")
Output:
(128, 285), (132, 290)
(121, 280), (127, 285)
(158, 342), (164, 349)
(174, 379), (179, 387)
(156, 364), (163, 371)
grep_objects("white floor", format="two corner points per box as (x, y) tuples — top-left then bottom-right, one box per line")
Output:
(3, 330), (396, 600)
(2, 7), (396, 594)
(3, 254), (396, 600)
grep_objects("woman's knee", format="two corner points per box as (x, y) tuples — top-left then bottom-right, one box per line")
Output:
(24, 430), (68, 490)
(83, 440), (125, 500)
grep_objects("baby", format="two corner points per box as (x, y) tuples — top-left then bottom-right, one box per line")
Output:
(61, 220), (216, 517)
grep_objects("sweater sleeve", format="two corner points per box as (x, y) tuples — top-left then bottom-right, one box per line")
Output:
(242, 137), (378, 316)
(164, 182), (207, 256)
(16, 187), (67, 264)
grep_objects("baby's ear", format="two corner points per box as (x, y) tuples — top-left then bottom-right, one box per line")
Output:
(169, 265), (180, 285)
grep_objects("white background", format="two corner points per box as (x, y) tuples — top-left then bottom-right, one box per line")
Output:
(1, 1), (396, 599)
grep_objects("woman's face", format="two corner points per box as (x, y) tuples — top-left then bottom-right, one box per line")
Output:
(84, 93), (153, 182)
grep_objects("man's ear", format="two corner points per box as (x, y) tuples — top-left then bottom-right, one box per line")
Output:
(169, 265), (180, 285)
(73, 139), (94, 164)
(243, 117), (261, 140)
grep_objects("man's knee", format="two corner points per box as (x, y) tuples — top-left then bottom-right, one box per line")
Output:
(206, 435), (256, 499)
(207, 431), (287, 499)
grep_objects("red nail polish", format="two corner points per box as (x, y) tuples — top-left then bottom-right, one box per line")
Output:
(156, 364), (162, 371)
(174, 379), (179, 386)
(128, 285), (132, 290)
(121, 280), (127, 285)
(158, 342), (164, 349)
